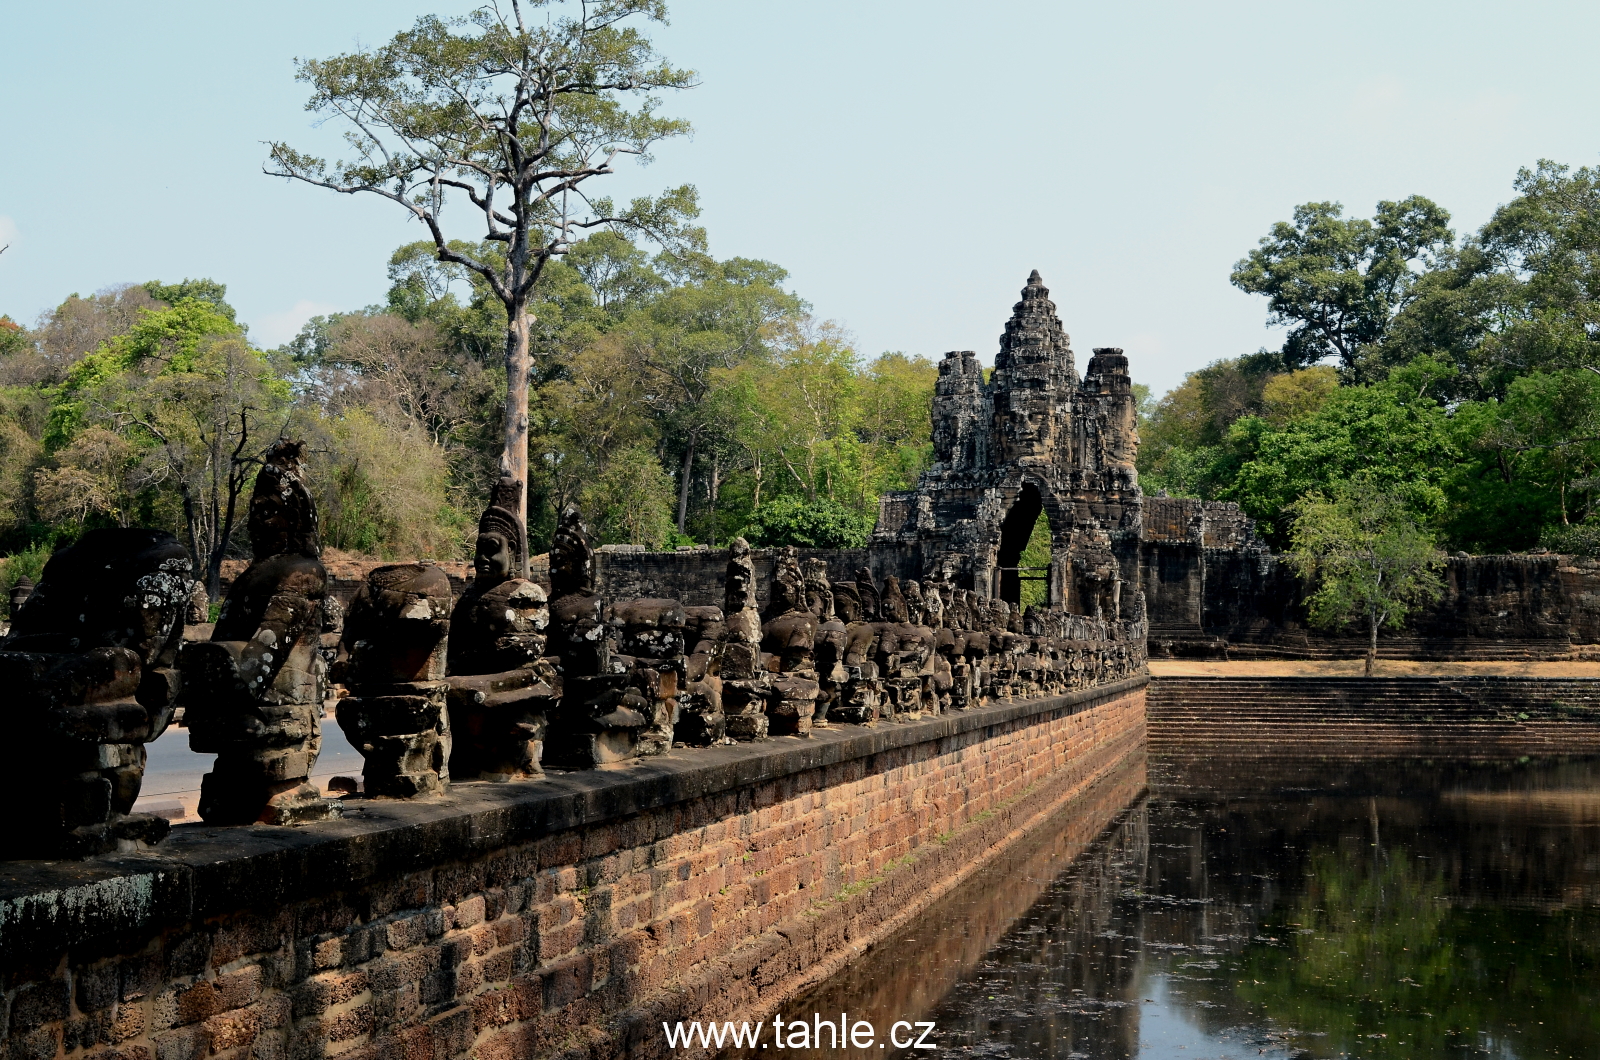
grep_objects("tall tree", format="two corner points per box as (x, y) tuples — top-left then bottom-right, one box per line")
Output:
(266, 0), (699, 572)
(1232, 197), (1453, 378)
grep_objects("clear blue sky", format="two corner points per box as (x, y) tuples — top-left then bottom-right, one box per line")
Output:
(2, 1), (1597, 395)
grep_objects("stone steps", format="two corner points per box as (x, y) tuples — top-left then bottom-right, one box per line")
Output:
(1145, 675), (1600, 756)
(1147, 629), (1577, 662)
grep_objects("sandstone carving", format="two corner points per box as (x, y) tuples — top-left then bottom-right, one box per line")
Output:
(445, 478), (557, 780)
(337, 562), (454, 796)
(544, 506), (648, 766)
(761, 547), (819, 735)
(1, 529), (192, 857)
(182, 440), (339, 825)
(677, 605), (727, 745)
(719, 537), (770, 740)
(874, 272), (1143, 633)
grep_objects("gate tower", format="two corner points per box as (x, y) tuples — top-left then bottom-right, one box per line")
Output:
(872, 271), (1144, 624)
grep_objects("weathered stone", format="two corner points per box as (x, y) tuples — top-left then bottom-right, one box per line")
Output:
(873, 272), (1143, 635)
(182, 440), (339, 826)
(446, 479), (555, 781)
(1, 528), (192, 857)
(337, 563), (455, 797)
(676, 606), (726, 746)
(609, 599), (688, 756)
(543, 507), (651, 766)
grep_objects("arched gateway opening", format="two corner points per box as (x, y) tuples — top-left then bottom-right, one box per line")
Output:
(995, 484), (1048, 607)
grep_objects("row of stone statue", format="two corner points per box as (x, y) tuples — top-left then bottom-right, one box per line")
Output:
(0, 439), (1141, 860)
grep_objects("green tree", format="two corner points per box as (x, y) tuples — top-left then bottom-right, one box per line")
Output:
(1287, 481), (1446, 675)
(581, 441), (677, 548)
(1474, 160), (1600, 379)
(1136, 351), (1281, 498)
(113, 336), (290, 596)
(1446, 369), (1600, 552)
(8, 285), (163, 388)
(530, 329), (659, 542)
(625, 257), (798, 531)
(738, 494), (871, 550)
(0, 386), (47, 545)
(142, 279), (238, 322)
(1260, 364), (1338, 427)
(309, 408), (467, 559)
(32, 294), (287, 594)
(267, 0), (700, 569)
(565, 229), (665, 313)
(1232, 197), (1453, 377)
(740, 317), (861, 504)
(0, 316), (27, 359)
(1227, 359), (1459, 541)
(1016, 510), (1051, 610)
(32, 427), (143, 528)
(854, 351), (937, 505)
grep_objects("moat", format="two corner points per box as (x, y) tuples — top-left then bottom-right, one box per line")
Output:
(742, 755), (1600, 1060)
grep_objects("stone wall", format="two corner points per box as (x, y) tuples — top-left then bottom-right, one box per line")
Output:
(1140, 497), (1600, 658)
(0, 678), (1146, 1060)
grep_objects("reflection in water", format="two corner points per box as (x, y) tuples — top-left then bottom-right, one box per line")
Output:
(729, 756), (1600, 1059)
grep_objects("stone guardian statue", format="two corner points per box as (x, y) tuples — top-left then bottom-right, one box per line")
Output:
(182, 439), (339, 825)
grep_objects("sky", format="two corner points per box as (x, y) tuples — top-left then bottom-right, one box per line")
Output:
(2, 1), (1599, 396)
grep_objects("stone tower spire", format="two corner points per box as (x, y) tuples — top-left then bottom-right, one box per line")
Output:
(990, 271), (1076, 466)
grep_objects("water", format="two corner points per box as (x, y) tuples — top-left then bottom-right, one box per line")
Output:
(737, 756), (1600, 1059)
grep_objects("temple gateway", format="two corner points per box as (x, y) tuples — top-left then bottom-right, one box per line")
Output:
(873, 269), (1143, 623)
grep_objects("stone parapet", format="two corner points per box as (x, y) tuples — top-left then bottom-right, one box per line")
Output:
(0, 677), (1146, 1060)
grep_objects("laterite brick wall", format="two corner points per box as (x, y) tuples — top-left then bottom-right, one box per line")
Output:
(0, 679), (1147, 1060)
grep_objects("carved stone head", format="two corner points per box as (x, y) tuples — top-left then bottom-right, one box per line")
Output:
(550, 504), (596, 598)
(853, 567), (880, 620)
(248, 439), (320, 560)
(768, 547), (806, 617)
(833, 582), (862, 623)
(5, 528), (192, 667)
(802, 558), (834, 620)
(903, 579), (925, 625)
(475, 532), (514, 586)
(474, 476), (525, 588)
(880, 576), (909, 623)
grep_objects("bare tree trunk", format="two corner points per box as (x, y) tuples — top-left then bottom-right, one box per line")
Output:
(179, 484), (205, 597)
(206, 412), (255, 599)
(676, 436), (696, 534)
(708, 454), (720, 547)
(1366, 612), (1378, 677)
(209, 480), (243, 600)
(503, 305), (533, 576)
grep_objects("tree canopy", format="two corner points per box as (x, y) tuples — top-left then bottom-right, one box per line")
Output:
(0, 223), (943, 604)
(266, 0), (700, 570)
(1144, 157), (1600, 558)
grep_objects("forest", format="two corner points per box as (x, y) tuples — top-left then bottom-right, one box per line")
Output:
(2, 155), (1598, 599)
(1140, 159), (1600, 555)
(0, 234), (937, 597)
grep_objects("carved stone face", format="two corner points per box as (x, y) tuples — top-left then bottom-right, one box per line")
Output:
(475, 532), (513, 585)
